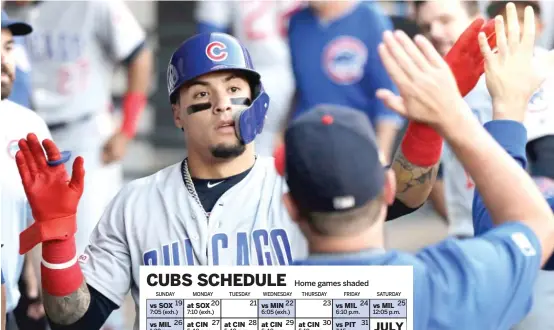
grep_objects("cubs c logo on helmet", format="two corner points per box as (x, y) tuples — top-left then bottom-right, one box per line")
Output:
(206, 41), (228, 62)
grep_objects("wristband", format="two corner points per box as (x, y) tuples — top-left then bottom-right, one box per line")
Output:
(41, 237), (84, 296)
(400, 122), (443, 167)
(41, 261), (83, 296)
(121, 92), (147, 139)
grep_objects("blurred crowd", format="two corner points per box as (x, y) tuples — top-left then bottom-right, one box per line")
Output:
(1, 1), (554, 330)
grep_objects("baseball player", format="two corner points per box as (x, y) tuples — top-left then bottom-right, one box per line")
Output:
(414, 0), (496, 237)
(286, 4), (554, 329)
(286, 0), (405, 163)
(0, 0), (32, 109)
(1, 10), (50, 330)
(11, 29), (484, 329)
(194, 0), (301, 157)
(486, 0), (554, 181)
(4, 0), (153, 257)
(478, 3), (554, 329)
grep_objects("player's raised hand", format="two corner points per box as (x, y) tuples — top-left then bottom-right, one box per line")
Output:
(445, 17), (497, 97)
(376, 30), (469, 132)
(479, 3), (554, 122)
(15, 133), (85, 254)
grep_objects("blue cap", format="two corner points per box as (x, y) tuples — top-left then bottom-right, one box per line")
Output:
(1, 11), (32, 36)
(283, 105), (385, 213)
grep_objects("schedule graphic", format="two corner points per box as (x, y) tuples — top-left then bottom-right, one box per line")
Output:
(140, 266), (413, 330)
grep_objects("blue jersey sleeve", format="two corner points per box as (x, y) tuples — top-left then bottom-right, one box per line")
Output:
(472, 120), (528, 235)
(416, 222), (541, 329)
(287, 12), (302, 93)
(360, 7), (403, 126)
(1, 270), (4, 284)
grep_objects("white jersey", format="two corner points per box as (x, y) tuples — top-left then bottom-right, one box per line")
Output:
(441, 76), (493, 237)
(0, 100), (51, 313)
(524, 47), (554, 142)
(195, 0), (300, 156)
(195, 0), (298, 71)
(79, 157), (307, 329)
(5, 0), (146, 124)
(441, 47), (554, 238)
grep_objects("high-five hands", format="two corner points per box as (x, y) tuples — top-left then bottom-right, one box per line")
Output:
(478, 2), (554, 122)
(15, 133), (85, 255)
(445, 18), (497, 97)
(375, 30), (471, 132)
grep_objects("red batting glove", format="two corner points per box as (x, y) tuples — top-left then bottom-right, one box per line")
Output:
(16, 133), (85, 255)
(16, 134), (86, 296)
(445, 18), (497, 97)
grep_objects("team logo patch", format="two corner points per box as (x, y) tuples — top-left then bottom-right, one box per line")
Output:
(167, 63), (179, 93)
(6, 140), (19, 159)
(323, 36), (368, 85)
(206, 41), (228, 62)
(511, 232), (537, 257)
(78, 254), (89, 264)
(528, 88), (548, 112)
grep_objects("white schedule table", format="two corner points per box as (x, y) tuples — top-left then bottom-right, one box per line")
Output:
(140, 266), (413, 330)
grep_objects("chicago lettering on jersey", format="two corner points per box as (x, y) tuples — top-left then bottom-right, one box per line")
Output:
(142, 229), (293, 266)
(26, 32), (84, 62)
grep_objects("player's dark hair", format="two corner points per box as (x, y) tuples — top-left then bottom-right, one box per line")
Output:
(414, 1), (480, 17)
(300, 197), (384, 236)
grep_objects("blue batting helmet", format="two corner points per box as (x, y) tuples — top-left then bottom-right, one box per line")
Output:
(167, 32), (270, 144)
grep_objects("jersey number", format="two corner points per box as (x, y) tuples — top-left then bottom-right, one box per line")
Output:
(57, 58), (89, 95)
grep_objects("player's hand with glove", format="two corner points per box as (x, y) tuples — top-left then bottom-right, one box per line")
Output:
(479, 3), (554, 122)
(375, 30), (473, 133)
(375, 22), (496, 170)
(445, 18), (497, 97)
(15, 133), (85, 255)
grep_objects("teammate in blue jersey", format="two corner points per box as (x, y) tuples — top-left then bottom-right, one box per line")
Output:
(473, 135), (554, 271)
(277, 3), (554, 329)
(287, 0), (403, 162)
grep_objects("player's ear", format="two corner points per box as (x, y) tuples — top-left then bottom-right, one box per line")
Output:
(282, 192), (301, 224)
(172, 101), (184, 130)
(383, 168), (396, 206)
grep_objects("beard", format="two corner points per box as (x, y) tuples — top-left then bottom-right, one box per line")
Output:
(1, 65), (14, 100)
(210, 141), (246, 159)
(1, 82), (12, 100)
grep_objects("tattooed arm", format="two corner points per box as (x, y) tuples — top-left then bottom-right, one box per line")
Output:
(391, 148), (439, 208)
(43, 281), (91, 325)
(44, 281), (117, 330)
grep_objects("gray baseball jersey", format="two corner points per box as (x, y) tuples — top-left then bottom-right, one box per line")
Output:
(441, 76), (493, 238)
(78, 157), (307, 329)
(6, 0), (146, 124)
(442, 48), (554, 238)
